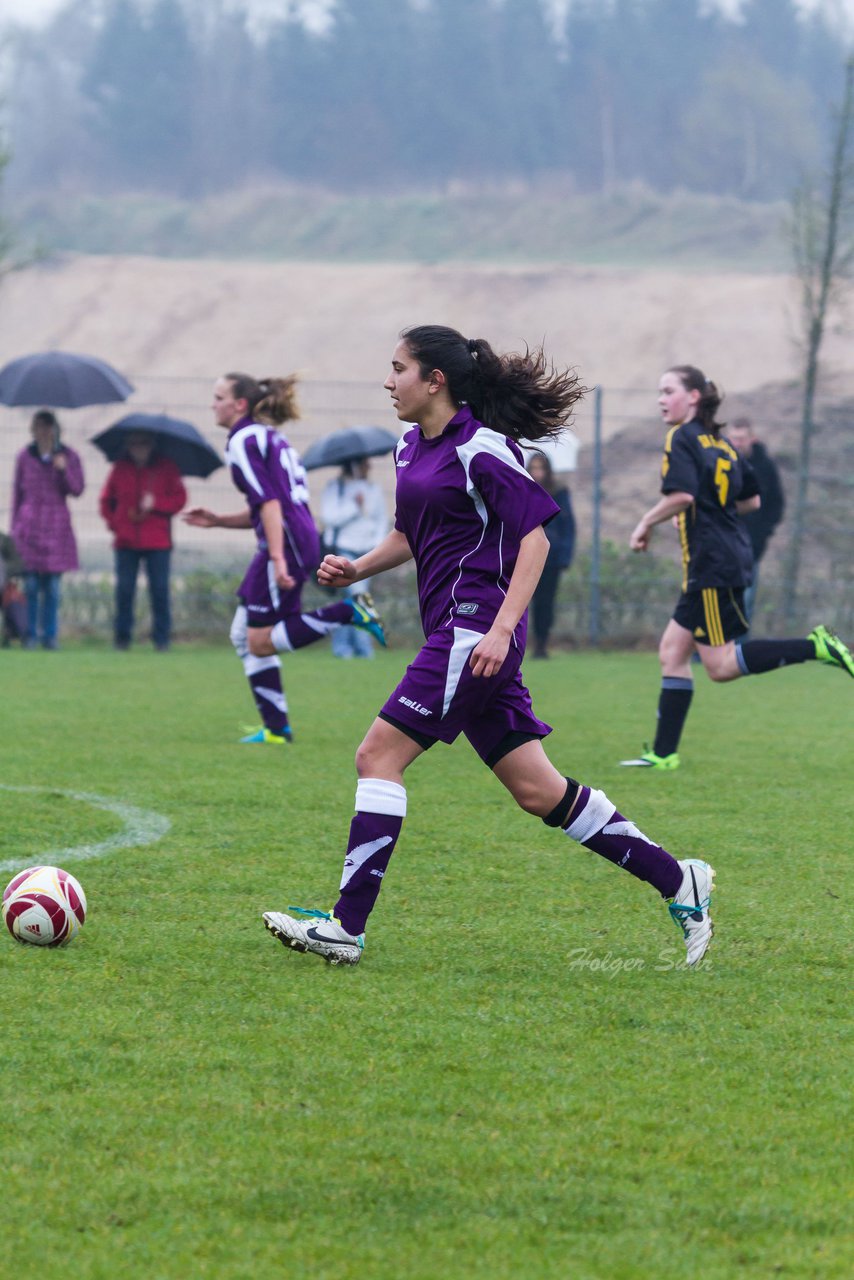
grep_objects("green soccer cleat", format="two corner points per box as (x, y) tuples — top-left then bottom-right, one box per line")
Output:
(618, 747), (680, 770)
(262, 907), (364, 965)
(348, 593), (387, 647)
(809, 624), (854, 677)
(240, 726), (293, 744)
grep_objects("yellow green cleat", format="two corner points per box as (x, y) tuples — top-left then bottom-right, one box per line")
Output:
(809, 624), (854, 677)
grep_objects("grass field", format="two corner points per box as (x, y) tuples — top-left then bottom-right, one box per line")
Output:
(1, 642), (851, 1279)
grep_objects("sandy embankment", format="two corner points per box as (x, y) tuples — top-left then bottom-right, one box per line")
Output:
(0, 254), (848, 566)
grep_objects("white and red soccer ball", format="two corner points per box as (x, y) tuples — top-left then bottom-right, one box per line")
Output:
(2, 865), (87, 947)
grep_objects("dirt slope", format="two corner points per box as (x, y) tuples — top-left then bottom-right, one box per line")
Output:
(1, 253), (850, 412)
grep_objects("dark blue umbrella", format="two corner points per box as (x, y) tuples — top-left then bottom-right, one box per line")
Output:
(301, 425), (399, 471)
(91, 413), (223, 478)
(0, 350), (134, 408)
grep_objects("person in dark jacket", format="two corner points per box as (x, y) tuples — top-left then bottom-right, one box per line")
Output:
(727, 417), (785, 625)
(526, 451), (575, 658)
(99, 432), (187, 650)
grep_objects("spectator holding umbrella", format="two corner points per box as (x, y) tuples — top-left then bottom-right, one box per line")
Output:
(11, 409), (85, 650)
(99, 431), (187, 651)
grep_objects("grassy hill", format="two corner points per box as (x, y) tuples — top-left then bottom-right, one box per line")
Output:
(16, 183), (791, 271)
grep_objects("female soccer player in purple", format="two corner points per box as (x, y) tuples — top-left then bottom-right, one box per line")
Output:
(263, 328), (714, 966)
(185, 372), (384, 743)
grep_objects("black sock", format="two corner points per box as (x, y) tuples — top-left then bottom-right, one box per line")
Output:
(735, 639), (815, 675)
(653, 678), (693, 756)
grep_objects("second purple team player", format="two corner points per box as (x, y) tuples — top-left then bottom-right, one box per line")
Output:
(263, 327), (715, 966)
(185, 372), (384, 743)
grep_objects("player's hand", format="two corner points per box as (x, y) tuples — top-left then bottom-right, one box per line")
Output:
(183, 507), (219, 528)
(629, 521), (651, 552)
(469, 626), (511, 679)
(271, 554), (295, 590)
(317, 554), (357, 588)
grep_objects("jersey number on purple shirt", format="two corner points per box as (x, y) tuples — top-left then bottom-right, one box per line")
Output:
(279, 446), (310, 506)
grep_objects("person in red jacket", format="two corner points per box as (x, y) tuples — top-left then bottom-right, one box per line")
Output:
(99, 432), (187, 650)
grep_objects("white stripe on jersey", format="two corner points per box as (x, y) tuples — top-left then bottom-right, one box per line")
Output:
(226, 424), (269, 497)
(447, 427), (529, 626)
(456, 427), (532, 485)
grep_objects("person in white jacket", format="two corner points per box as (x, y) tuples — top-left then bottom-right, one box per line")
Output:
(320, 458), (388, 657)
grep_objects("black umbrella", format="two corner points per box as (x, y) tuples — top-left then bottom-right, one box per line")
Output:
(301, 425), (399, 471)
(0, 350), (134, 408)
(91, 413), (223, 478)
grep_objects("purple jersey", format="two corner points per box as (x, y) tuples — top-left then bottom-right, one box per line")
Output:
(393, 406), (560, 644)
(225, 416), (320, 574)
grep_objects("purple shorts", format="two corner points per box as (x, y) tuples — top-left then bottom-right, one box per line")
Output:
(239, 550), (308, 628)
(379, 624), (551, 766)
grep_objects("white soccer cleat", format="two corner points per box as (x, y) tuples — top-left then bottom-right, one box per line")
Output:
(668, 859), (715, 966)
(262, 907), (364, 965)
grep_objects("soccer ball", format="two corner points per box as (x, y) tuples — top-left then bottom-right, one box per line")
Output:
(2, 865), (87, 947)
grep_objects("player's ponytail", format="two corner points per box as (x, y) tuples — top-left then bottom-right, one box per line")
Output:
(401, 324), (586, 443)
(224, 372), (300, 425)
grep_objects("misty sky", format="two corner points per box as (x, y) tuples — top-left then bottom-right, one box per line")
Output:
(0, 0), (776, 28)
(0, 0), (844, 30)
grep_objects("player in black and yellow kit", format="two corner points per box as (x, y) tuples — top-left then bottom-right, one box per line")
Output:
(621, 364), (853, 770)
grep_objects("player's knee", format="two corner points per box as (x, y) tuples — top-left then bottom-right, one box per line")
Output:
(229, 613), (248, 658)
(700, 647), (736, 682)
(354, 738), (377, 777)
(247, 628), (274, 657)
(511, 781), (547, 817)
(706, 660), (735, 683)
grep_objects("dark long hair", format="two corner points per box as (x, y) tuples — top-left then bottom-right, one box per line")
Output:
(225, 372), (300, 425)
(401, 325), (586, 443)
(668, 364), (724, 435)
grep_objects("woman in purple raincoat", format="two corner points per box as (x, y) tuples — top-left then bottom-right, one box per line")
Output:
(11, 409), (85, 649)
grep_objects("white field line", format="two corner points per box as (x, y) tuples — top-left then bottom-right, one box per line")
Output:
(0, 785), (171, 873)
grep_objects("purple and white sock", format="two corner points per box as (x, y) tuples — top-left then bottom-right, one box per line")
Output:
(243, 652), (289, 735)
(333, 778), (406, 936)
(271, 602), (353, 652)
(564, 785), (682, 898)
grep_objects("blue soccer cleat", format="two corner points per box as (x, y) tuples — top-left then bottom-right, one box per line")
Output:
(239, 726), (293, 744)
(347, 593), (387, 647)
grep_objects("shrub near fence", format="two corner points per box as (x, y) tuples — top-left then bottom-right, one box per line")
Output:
(48, 540), (854, 649)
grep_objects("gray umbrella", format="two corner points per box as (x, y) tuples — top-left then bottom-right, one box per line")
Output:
(0, 350), (134, 408)
(91, 413), (223, 478)
(301, 425), (399, 471)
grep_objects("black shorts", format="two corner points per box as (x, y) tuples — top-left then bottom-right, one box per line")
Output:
(673, 587), (748, 646)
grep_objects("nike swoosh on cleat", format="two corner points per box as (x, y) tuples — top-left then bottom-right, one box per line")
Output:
(689, 866), (703, 920)
(306, 926), (357, 946)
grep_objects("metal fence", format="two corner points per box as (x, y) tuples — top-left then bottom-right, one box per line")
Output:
(1, 374), (850, 645)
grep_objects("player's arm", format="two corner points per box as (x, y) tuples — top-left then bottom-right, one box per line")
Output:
(630, 491), (694, 552)
(259, 499), (294, 590)
(470, 525), (549, 679)
(318, 529), (413, 587)
(736, 495), (761, 515)
(183, 507), (253, 529)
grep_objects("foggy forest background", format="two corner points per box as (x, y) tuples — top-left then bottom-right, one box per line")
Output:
(1, 0), (847, 220)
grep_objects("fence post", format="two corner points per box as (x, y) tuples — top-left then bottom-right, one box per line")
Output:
(589, 384), (603, 646)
